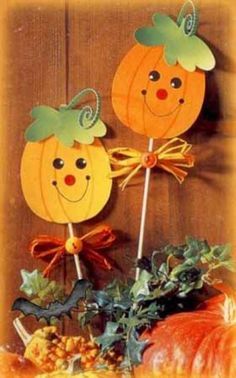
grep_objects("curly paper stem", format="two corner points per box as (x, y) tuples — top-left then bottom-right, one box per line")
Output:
(177, 0), (199, 36)
(63, 88), (101, 130)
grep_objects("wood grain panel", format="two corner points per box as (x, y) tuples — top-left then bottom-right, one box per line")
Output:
(0, 0), (235, 350)
(0, 0), (67, 350)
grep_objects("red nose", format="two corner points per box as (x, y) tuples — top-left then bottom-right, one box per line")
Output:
(64, 175), (76, 186)
(156, 89), (168, 100)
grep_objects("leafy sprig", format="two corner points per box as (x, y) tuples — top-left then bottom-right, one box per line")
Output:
(79, 237), (235, 365)
(17, 237), (235, 367)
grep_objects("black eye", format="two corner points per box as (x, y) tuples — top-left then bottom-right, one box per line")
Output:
(76, 158), (87, 169)
(149, 71), (160, 81)
(170, 77), (182, 89)
(53, 158), (64, 169)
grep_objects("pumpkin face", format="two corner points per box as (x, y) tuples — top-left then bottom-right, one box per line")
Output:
(112, 45), (205, 139)
(134, 293), (236, 378)
(21, 137), (112, 224)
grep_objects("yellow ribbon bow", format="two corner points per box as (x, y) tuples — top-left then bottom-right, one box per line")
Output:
(108, 138), (195, 190)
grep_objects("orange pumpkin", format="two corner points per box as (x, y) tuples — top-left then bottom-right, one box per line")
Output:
(134, 290), (236, 378)
(21, 137), (112, 224)
(112, 44), (205, 139)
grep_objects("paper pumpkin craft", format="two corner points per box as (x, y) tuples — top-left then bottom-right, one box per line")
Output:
(21, 88), (112, 224)
(110, 1), (216, 282)
(112, 2), (215, 139)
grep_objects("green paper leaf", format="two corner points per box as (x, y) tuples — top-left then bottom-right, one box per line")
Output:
(135, 13), (215, 72)
(20, 269), (49, 297)
(25, 106), (59, 142)
(25, 89), (107, 146)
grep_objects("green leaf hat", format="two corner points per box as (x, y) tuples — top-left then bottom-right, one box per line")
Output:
(25, 88), (106, 147)
(135, 0), (215, 72)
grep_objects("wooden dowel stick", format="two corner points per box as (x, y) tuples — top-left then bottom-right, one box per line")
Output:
(67, 223), (94, 340)
(13, 318), (31, 346)
(135, 138), (154, 281)
(68, 222), (83, 280)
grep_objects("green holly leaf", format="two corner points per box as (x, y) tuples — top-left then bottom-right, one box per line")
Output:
(130, 270), (153, 299)
(119, 316), (148, 329)
(20, 269), (49, 297)
(96, 322), (123, 352)
(78, 310), (97, 329)
(135, 13), (215, 72)
(126, 329), (149, 365)
(186, 236), (210, 254)
(141, 302), (161, 320)
(211, 244), (232, 262)
(93, 290), (111, 308)
(105, 279), (132, 301)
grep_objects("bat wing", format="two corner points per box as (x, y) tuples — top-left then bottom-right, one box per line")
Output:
(12, 298), (44, 319)
(12, 279), (92, 323)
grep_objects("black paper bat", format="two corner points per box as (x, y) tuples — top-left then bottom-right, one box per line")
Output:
(12, 279), (92, 323)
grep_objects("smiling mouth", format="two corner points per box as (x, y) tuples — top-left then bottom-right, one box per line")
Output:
(52, 176), (90, 203)
(142, 90), (184, 117)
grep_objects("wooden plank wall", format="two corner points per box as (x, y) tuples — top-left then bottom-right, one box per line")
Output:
(0, 0), (235, 350)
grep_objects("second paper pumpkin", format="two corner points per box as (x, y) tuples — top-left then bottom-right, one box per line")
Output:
(112, 10), (215, 139)
(112, 44), (205, 139)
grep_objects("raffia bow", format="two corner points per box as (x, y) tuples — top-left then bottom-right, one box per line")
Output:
(109, 138), (195, 190)
(29, 225), (116, 277)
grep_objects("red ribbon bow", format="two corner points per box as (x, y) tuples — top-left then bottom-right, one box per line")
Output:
(29, 225), (116, 277)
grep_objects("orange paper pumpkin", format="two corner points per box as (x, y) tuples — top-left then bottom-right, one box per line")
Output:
(112, 6), (215, 139)
(21, 89), (112, 224)
(21, 137), (112, 224)
(112, 44), (205, 139)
